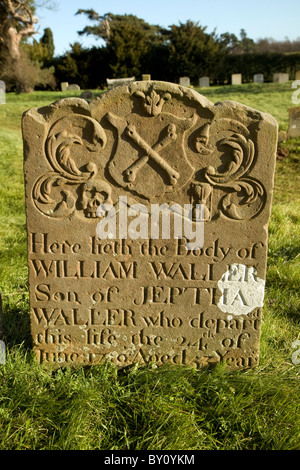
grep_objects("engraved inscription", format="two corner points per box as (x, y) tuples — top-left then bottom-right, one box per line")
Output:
(22, 81), (277, 368)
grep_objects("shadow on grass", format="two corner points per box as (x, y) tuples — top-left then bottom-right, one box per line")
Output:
(1, 294), (32, 350)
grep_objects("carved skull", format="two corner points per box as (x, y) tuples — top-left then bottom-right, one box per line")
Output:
(80, 179), (112, 218)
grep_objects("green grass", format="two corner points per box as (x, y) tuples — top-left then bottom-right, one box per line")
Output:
(196, 81), (296, 130)
(0, 83), (299, 450)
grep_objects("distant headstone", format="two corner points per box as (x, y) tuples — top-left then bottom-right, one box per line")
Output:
(22, 80), (277, 369)
(107, 77), (135, 90)
(295, 70), (300, 81)
(0, 80), (5, 104)
(179, 77), (190, 87)
(231, 74), (242, 85)
(287, 107), (300, 138)
(254, 74), (264, 84)
(199, 77), (210, 88)
(61, 82), (69, 92)
(273, 73), (289, 83)
(81, 91), (93, 100)
(142, 74), (151, 81)
(68, 84), (81, 91)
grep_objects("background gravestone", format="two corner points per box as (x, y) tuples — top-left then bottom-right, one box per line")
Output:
(199, 77), (210, 88)
(61, 82), (69, 92)
(296, 71), (300, 80)
(142, 74), (151, 81)
(287, 107), (300, 138)
(179, 77), (190, 87)
(273, 73), (289, 83)
(231, 74), (242, 85)
(254, 74), (264, 84)
(0, 81), (5, 104)
(68, 84), (80, 91)
(22, 81), (277, 369)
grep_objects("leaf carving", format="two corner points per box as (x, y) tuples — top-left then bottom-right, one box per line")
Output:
(205, 134), (255, 185)
(32, 113), (107, 218)
(199, 121), (265, 220)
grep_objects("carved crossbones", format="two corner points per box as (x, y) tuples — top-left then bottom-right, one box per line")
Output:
(106, 112), (179, 185)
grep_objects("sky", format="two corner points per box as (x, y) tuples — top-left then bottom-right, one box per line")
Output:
(35, 0), (300, 56)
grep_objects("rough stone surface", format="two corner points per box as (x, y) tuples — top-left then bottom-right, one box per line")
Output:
(253, 74), (264, 84)
(231, 74), (242, 85)
(287, 106), (300, 138)
(199, 77), (210, 88)
(22, 81), (277, 369)
(273, 73), (289, 83)
(179, 77), (190, 87)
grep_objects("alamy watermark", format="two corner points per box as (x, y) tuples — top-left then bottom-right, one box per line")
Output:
(96, 196), (205, 250)
(292, 340), (300, 365)
(291, 80), (300, 105)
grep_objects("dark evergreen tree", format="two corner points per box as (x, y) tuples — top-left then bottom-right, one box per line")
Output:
(40, 27), (55, 63)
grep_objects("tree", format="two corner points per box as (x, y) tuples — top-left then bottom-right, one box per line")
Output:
(239, 29), (256, 54)
(76, 10), (163, 78)
(106, 15), (162, 78)
(218, 32), (240, 55)
(0, 1), (57, 92)
(54, 42), (110, 89)
(76, 9), (112, 42)
(40, 27), (55, 62)
(0, 0), (38, 60)
(24, 27), (55, 65)
(256, 37), (300, 53)
(165, 21), (222, 82)
(218, 29), (256, 55)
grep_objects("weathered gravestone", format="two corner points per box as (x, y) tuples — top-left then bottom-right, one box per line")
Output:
(68, 84), (80, 91)
(287, 107), (300, 138)
(254, 74), (264, 84)
(22, 81), (277, 369)
(199, 77), (210, 88)
(61, 82), (69, 92)
(179, 77), (190, 87)
(273, 73), (289, 83)
(296, 71), (300, 81)
(107, 77), (135, 90)
(231, 74), (242, 85)
(142, 74), (151, 81)
(0, 81), (5, 104)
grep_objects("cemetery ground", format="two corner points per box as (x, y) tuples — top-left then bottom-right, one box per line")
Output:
(0, 82), (299, 451)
